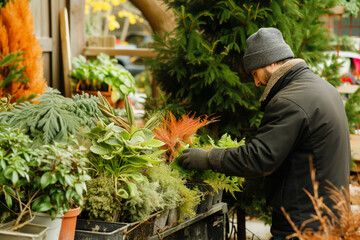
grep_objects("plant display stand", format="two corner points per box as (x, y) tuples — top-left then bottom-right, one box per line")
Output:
(148, 202), (228, 240)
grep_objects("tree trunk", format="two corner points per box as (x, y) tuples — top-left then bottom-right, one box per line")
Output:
(129, 0), (176, 37)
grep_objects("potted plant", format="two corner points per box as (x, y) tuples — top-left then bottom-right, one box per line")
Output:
(71, 53), (136, 107)
(77, 93), (168, 238)
(0, 123), (91, 239)
(143, 163), (200, 227)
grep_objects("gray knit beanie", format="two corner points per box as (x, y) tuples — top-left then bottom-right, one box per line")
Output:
(243, 28), (294, 73)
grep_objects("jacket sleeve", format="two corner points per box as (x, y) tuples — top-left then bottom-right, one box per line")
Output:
(208, 97), (309, 178)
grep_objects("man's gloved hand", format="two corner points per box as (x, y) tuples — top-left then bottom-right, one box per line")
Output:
(178, 148), (211, 170)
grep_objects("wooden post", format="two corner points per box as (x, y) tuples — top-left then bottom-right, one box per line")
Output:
(120, 18), (130, 43)
(60, 8), (72, 98)
(237, 207), (246, 240)
(68, 0), (85, 60)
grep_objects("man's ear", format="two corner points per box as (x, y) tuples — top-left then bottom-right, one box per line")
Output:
(267, 62), (279, 73)
(269, 63), (276, 69)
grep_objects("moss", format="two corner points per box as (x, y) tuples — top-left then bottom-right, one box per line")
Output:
(83, 176), (121, 222)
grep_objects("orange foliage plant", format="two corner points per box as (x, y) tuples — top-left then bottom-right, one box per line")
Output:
(153, 112), (217, 163)
(0, 0), (46, 101)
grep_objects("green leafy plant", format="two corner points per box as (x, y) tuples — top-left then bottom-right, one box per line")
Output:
(71, 53), (136, 103)
(345, 87), (360, 134)
(72, 92), (109, 128)
(88, 95), (202, 222)
(171, 133), (244, 197)
(83, 93), (166, 222)
(313, 54), (345, 88)
(122, 177), (165, 222)
(85, 118), (164, 199)
(0, 123), (90, 230)
(145, 163), (201, 222)
(96, 91), (160, 133)
(0, 87), (107, 147)
(337, 0), (360, 17)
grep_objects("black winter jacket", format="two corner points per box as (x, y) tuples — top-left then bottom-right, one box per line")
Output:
(209, 59), (351, 236)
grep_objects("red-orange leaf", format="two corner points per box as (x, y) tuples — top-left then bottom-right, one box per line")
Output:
(153, 112), (217, 162)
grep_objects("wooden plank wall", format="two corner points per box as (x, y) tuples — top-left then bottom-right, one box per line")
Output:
(69, 1), (86, 60)
(29, 0), (85, 95)
(30, 0), (64, 91)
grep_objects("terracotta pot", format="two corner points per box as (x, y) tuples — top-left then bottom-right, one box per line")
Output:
(59, 207), (81, 240)
(76, 80), (125, 108)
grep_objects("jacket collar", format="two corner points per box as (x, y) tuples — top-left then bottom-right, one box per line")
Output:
(260, 58), (305, 102)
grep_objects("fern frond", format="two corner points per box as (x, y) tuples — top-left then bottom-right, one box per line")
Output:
(0, 87), (88, 146)
(72, 93), (107, 128)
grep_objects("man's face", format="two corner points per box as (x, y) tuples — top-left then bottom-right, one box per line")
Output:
(251, 67), (272, 87)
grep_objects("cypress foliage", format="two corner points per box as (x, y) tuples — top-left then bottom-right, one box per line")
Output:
(147, 0), (338, 140)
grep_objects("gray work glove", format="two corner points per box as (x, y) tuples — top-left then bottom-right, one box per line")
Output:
(178, 148), (211, 170)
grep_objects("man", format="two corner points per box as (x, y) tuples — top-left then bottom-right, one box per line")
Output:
(178, 28), (351, 239)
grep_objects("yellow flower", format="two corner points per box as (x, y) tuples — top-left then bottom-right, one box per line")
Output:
(118, 10), (126, 18)
(85, 5), (90, 15)
(108, 15), (120, 31)
(128, 12), (136, 24)
(92, 2), (103, 12)
(111, 0), (122, 6)
(102, 2), (111, 11)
